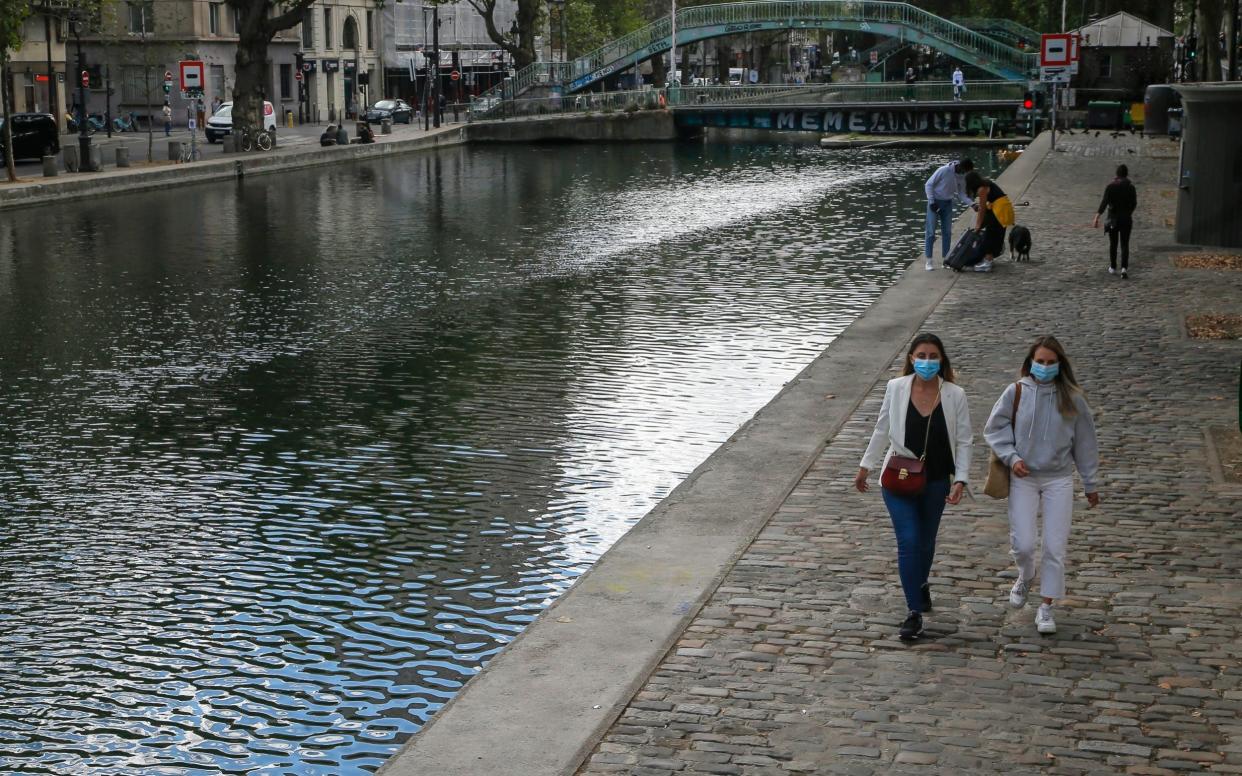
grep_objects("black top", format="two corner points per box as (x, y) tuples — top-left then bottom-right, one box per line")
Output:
(904, 399), (954, 482)
(1097, 178), (1137, 219)
(974, 179), (1006, 231)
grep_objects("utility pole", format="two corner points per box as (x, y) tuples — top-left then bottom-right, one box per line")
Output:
(670, 0), (678, 88)
(432, 4), (441, 127)
(72, 15), (91, 170)
(43, 12), (58, 131)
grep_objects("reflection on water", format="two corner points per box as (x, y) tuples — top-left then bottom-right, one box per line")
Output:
(0, 143), (998, 773)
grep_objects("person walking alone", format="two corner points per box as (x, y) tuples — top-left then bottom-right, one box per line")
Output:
(162, 101), (173, 136)
(855, 333), (972, 642)
(1092, 164), (1138, 278)
(923, 158), (975, 271)
(984, 336), (1099, 635)
(952, 66), (966, 101)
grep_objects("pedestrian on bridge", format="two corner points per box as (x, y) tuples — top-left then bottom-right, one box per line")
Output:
(855, 333), (972, 643)
(923, 158), (975, 271)
(952, 67), (965, 101)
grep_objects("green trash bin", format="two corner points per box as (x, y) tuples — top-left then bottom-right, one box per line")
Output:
(1087, 100), (1123, 129)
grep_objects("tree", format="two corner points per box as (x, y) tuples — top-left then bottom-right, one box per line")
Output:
(226, 0), (318, 149)
(0, 0), (34, 182)
(460, 0), (541, 70)
(1198, 0), (1225, 79)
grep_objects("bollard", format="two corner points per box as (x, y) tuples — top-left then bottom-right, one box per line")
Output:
(381, 118), (393, 135)
(336, 125), (349, 146)
(42, 155), (58, 177)
(115, 146), (130, 168)
(88, 145), (103, 172)
(63, 144), (79, 173)
(168, 140), (183, 161)
(269, 130), (277, 149)
(221, 141), (232, 154)
(286, 110), (294, 128)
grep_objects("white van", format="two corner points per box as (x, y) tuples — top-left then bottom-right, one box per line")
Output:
(205, 100), (277, 143)
(728, 67), (744, 85)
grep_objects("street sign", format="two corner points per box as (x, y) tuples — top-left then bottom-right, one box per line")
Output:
(188, 118), (197, 131)
(294, 70), (303, 81)
(869, 50), (878, 65)
(1069, 33), (1081, 75)
(80, 70), (89, 88)
(450, 70), (460, 81)
(164, 70), (173, 81)
(1040, 34), (1071, 67)
(1040, 66), (1071, 84)
(179, 60), (205, 93)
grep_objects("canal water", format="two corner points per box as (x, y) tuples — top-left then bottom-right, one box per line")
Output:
(0, 142), (1000, 774)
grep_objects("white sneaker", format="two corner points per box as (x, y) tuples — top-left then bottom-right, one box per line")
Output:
(1036, 604), (1057, 634)
(1108, 266), (1115, 275)
(1009, 579), (1029, 608)
(924, 259), (936, 271)
(972, 260), (993, 272)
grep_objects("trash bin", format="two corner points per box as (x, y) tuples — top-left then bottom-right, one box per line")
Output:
(1144, 84), (1178, 135)
(1167, 107), (1183, 138)
(1086, 100), (1123, 129)
(1173, 83), (1242, 247)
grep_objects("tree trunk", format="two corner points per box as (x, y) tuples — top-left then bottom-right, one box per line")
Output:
(1200, 0), (1224, 81)
(514, 0), (540, 69)
(233, 31), (269, 150)
(1, 60), (16, 183)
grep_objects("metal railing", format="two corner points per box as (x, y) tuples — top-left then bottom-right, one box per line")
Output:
(955, 17), (1043, 48)
(473, 62), (573, 110)
(469, 80), (1026, 121)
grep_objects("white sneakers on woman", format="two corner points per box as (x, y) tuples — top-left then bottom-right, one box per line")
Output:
(1035, 604), (1057, 634)
(1009, 579), (1029, 607)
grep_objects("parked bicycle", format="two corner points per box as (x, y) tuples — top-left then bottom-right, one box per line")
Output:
(86, 113), (108, 132)
(238, 125), (273, 152)
(178, 142), (201, 164)
(113, 111), (140, 132)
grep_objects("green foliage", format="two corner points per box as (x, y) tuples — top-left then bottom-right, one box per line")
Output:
(0, 0), (33, 54)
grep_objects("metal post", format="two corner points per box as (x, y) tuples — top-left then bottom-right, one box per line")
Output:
(1230, 0), (1239, 80)
(432, 5), (441, 128)
(74, 24), (90, 171)
(44, 12), (58, 131)
(1051, 82), (1057, 151)
(670, 0), (677, 88)
(105, 65), (112, 138)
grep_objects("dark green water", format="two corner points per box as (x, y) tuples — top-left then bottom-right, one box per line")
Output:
(0, 142), (999, 773)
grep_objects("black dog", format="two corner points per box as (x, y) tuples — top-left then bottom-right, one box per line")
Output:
(1008, 225), (1032, 262)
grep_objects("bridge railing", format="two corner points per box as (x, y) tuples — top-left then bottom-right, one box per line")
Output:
(469, 89), (667, 121)
(671, 79), (1025, 105)
(955, 17), (1042, 47)
(565, 1), (1037, 91)
(473, 62), (574, 108)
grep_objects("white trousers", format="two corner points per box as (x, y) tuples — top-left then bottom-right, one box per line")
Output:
(1008, 473), (1074, 599)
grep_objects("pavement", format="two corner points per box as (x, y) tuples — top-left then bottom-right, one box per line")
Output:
(381, 130), (1242, 776)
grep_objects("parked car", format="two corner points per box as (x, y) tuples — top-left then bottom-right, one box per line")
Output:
(0, 113), (60, 160)
(364, 99), (414, 124)
(205, 101), (276, 143)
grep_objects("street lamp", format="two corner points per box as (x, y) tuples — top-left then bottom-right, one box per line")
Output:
(422, 4), (440, 129)
(70, 12), (91, 171)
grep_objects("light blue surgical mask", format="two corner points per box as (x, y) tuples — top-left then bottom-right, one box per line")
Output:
(1030, 362), (1060, 382)
(912, 358), (941, 381)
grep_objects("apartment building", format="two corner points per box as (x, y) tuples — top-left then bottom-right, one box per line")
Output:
(80, 0), (299, 126)
(296, 1), (383, 124)
(5, 9), (69, 130)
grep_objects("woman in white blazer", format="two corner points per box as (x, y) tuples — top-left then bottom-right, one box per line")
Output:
(854, 333), (973, 642)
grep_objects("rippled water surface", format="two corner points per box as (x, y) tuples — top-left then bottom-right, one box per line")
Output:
(0, 143), (999, 773)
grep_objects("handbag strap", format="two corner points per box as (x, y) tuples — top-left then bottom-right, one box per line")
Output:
(916, 378), (942, 462)
(1011, 382), (1022, 430)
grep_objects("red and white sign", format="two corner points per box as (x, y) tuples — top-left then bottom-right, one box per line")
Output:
(450, 70), (460, 81)
(1040, 34), (1072, 67)
(81, 70), (89, 88)
(179, 60), (205, 92)
(1069, 33), (1081, 74)
(294, 70), (303, 81)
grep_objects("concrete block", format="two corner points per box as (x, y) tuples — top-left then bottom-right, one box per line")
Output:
(115, 147), (130, 168)
(42, 156), (58, 177)
(168, 140), (182, 161)
(381, 119), (393, 135)
(62, 144), (79, 173)
(88, 145), (103, 172)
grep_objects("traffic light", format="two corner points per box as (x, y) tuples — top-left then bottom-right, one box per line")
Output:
(163, 82), (171, 93)
(1034, 90), (1045, 109)
(1023, 91), (1035, 110)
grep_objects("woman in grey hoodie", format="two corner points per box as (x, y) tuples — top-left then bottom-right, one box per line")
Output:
(984, 336), (1100, 635)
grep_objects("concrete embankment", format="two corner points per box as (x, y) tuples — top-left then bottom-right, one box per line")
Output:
(374, 135), (1052, 776)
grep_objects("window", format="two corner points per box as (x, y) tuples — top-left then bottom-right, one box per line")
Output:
(121, 65), (148, 103)
(233, 7), (242, 33)
(1100, 54), (1112, 78)
(323, 8), (332, 48)
(210, 64), (226, 101)
(366, 11), (374, 49)
(301, 9), (313, 48)
(127, 1), (153, 34)
(342, 16), (357, 49)
(280, 64), (292, 99)
(209, 3), (219, 34)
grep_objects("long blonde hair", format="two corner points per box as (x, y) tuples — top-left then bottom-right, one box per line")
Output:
(1021, 335), (1086, 416)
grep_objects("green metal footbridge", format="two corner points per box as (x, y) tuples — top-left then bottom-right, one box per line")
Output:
(479, 0), (1038, 106)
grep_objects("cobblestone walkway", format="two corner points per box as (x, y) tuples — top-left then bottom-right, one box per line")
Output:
(577, 135), (1242, 775)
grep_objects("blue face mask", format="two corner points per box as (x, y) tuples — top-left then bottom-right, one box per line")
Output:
(912, 358), (941, 381)
(1030, 362), (1060, 382)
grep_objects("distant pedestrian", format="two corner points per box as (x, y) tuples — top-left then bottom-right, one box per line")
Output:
(212, 96), (223, 115)
(984, 336), (1099, 636)
(952, 66), (965, 101)
(162, 101), (173, 136)
(923, 158), (975, 271)
(904, 66), (917, 100)
(855, 333), (972, 643)
(963, 171), (1015, 273)
(196, 98), (206, 129)
(1092, 164), (1137, 279)
(320, 125), (337, 146)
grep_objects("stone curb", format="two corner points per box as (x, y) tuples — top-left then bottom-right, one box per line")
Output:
(375, 132), (1054, 776)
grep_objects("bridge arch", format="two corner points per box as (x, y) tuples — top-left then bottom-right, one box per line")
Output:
(563, 1), (1035, 93)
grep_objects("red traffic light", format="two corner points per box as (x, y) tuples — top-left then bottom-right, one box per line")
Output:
(81, 70), (90, 88)
(1023, 98), (1034, 110)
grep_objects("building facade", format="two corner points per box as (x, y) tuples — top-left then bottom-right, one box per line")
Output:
(1071, 12), (1174, 103)
(79, 0), (299, 127)
(5, 9), (71, 130)
(379, 0), (516, 108)
(296, 1), (383, 125)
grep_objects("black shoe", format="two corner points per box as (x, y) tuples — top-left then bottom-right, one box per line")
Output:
(899, 611), (924, 642)
(920, 583), (933, 612)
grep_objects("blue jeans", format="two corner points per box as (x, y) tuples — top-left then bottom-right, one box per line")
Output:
(924, 199), (953, 259)
(882, 478), (950, 611)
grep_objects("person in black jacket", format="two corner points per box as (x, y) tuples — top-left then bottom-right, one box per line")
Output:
(964, 171), (1006, 273)
(1092, 164), (1138, 278)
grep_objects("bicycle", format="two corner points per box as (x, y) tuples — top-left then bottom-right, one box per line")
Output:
(178, 142), (201, 164)
(238, 126), (273, 152)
